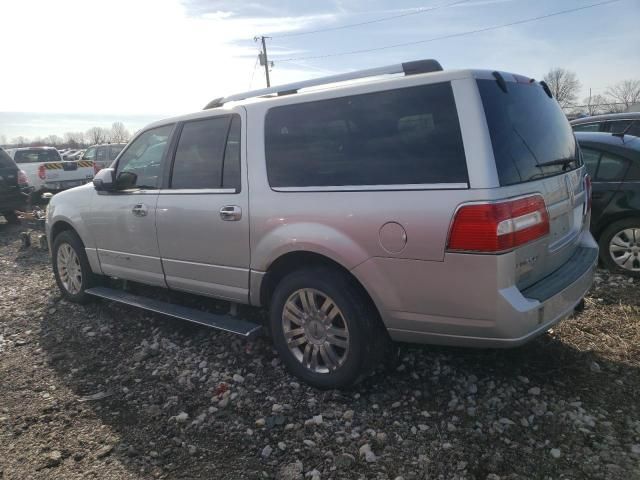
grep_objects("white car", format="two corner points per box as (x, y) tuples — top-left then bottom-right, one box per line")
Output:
(5, 147), (95, 196)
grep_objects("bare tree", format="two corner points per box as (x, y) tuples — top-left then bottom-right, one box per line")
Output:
(64, 132), (85, 148)
(581, 94), (609, 115)
(110, 122), (130, 143)
(43, 134), (62, 146)
(543, 68), (582, 108)
(12, 136), (28, 146)
(605, 79), (640, 111)
(85, 127), (110, 145)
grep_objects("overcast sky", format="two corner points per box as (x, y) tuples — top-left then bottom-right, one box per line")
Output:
(1, 0), (639, 130)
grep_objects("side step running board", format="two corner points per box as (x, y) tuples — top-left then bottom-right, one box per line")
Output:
(86, 286), (261, 338)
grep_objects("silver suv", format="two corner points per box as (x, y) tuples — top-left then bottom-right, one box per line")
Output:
(46, 60), (597, 388)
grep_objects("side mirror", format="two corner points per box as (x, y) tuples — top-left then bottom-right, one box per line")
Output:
(93, 168), (115, 192)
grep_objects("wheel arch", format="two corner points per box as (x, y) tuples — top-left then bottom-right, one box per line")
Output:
(259, 251), (382, 323)
(49, 218), (102, 274)
(593, 213), (640, 239)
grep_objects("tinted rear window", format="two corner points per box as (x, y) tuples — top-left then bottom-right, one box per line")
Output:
(265, 82), (468, 188)
(0, 149), (16, 169)
(14, 149), (62, 164)
(478, 79), (579, 186)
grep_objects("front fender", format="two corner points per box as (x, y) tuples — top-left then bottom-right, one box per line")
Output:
(46, 185), (100, 272)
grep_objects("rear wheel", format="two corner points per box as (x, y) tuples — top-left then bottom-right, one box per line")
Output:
(2, 211), (19, 224)
(598, 219), (640, 277)
(52, 230), (98, 303)
(270, 267), (388, 389)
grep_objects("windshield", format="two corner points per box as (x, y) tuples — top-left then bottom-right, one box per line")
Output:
(14, 149), (62, 164)
(477, 79), (580, 186)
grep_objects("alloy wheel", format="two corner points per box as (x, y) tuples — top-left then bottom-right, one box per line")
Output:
(282, 288), (350, 374)
(56, 243), (83, 294)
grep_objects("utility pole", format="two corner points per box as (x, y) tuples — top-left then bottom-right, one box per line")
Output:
(255, 36), (272, 87)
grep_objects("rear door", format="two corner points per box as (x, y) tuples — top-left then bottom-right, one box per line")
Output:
(87, 125), (174, 286)
(155, 111), (250, 302)
(477, 75), (588, 288)
(580, 145), (631, 226)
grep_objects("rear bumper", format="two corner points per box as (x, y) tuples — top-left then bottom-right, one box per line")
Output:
(354, 231), (598, 348)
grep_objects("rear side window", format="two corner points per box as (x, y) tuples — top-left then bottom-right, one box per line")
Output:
(606, 120), (631, 135)
(109, 145), (124, 161)
(581, 147), (600, 177)
(96, 146), (108, 163)
(83, 147), (96, 161)
(0, 149), (15, 169)
(572, 123), (600, 132)
(478, 79), (579, 186)
(596, 152), (630, 181)
(170, 114), (240, 190)
(14, 149), (61, 164)
(265, 82), (468, 188)
(581, 147), (630, 182)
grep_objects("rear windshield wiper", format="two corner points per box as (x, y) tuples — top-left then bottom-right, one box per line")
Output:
(536, 158), (576, 169)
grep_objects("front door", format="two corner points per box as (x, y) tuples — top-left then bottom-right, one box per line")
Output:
(88, 124), (174, 286)
(155, 111), (251, 302)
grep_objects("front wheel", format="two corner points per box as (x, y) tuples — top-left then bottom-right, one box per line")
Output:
(599, 219), (640, 277)
(52, 230), (97, 303)
(269, 267), (388, 389)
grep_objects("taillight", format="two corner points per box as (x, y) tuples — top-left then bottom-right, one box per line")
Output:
(38, 164), (46, 180)
(93, 162), (99, 174)
(447, 195), (549, 253)
(18, 170), (29, 185)
(584, 174), (592, 214)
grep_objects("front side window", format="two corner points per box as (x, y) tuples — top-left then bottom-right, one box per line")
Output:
(116, 125), (173, 189)
(265, 82), (467, 188)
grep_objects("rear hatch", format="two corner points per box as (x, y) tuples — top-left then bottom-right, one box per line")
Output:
(477, 73), (588, 289)
(0, 150), (21, 198)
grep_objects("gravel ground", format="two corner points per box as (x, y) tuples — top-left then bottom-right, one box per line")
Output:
(1, 221), (639, 480)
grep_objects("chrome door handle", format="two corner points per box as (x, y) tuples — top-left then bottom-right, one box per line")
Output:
(132, 203), (148, 217)
(220, 205), (242, 221)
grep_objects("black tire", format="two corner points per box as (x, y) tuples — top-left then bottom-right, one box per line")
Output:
(2, 211), (19, 225)
(52, 230), (98, 303)
(598, 218), (640, 277)
(269, 267), (389, 389)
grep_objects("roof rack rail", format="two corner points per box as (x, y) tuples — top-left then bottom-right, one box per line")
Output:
(203, 58), (442, 110)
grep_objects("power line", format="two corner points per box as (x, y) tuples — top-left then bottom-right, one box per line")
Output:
(271, 0), (471, 39)
(276, 0), (624, 63)
(248, 55), (259, 89)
